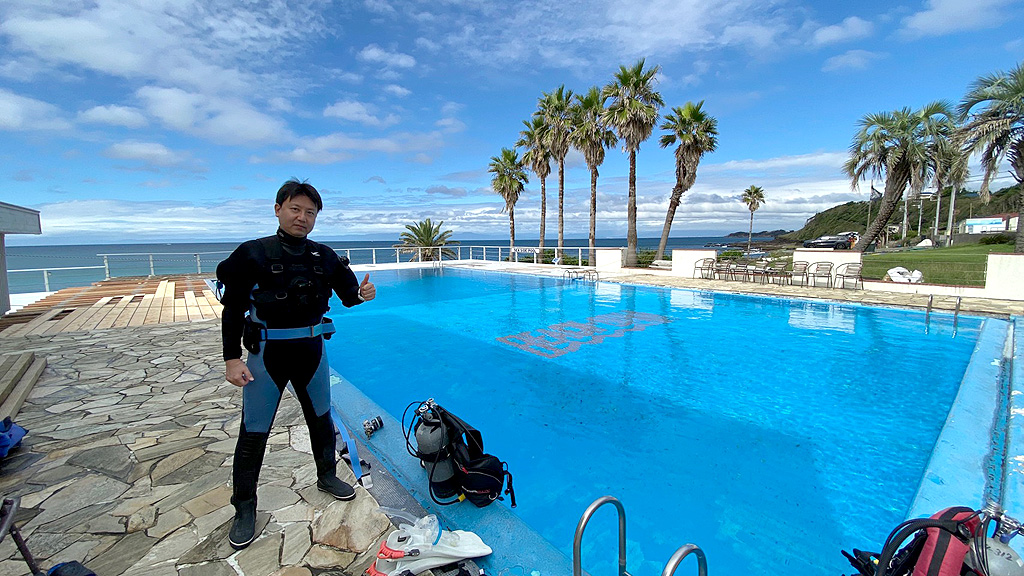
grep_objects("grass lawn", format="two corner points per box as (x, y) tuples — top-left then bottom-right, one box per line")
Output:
(862, 243), (1015, 286)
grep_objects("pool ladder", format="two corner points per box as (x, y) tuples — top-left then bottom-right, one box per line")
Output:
(573, 496), (708, 576)
(924, 295), (962, 336)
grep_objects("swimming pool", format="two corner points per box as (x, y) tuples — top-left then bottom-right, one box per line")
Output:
(325, 267), (990, 576)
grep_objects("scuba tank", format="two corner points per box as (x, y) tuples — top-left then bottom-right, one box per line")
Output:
(965, 504), (1024, 576)
(407, 399), (459, 499)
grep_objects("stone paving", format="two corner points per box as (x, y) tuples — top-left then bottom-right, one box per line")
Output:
(0, 321), (391, 576)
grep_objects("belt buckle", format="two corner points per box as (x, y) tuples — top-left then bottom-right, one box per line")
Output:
(309, 325), (317, 338)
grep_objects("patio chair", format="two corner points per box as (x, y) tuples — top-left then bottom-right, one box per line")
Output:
(807, 261), (833, 288)
(834, 262), (864, 289)
(789, 261), (809, 286)
(713, 260), (733, 280)
(744, 260), (770, 283)
(693, 258), (716, 279)
(765, 261), (789, 284)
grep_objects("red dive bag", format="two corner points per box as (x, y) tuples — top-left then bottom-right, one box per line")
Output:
(912, 507), (981, 576)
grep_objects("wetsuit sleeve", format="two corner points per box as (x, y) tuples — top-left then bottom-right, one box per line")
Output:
(216, 242), (259, 361)
(323, 245), (363, 308)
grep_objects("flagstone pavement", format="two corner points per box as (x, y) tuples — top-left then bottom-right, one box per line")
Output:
(0, 320), (391, 576)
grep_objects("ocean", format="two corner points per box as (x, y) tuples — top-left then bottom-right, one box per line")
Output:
(4, 236), (769, 294)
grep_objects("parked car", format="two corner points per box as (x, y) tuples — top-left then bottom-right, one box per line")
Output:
(803, 234), (854, 249)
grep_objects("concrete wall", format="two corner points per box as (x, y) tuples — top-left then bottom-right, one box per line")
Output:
(1, 203), (42, 316)
(984, 254), (1024, 300)
(670, 249), (718, 277)
(594, 248), (625, 271)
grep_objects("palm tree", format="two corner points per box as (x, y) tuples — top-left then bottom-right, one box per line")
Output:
(516, 117), (552, 255)
(844, 101), (957, 251)
(655, 101), (719, 261)
(569, 86), (618, 265)
(958, 62), (1024, 252)
(536, 85), (574, 258)
(489, 147), (529, 248)
(740, 186), (765, 255)
(397, 218), (459, 261)
(602, 59), (664, 266)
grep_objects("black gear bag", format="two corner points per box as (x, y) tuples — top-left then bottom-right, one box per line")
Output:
(403, 399), (516, 508)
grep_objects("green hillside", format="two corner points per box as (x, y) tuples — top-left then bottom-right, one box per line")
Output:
(780, 184), (1022, 241)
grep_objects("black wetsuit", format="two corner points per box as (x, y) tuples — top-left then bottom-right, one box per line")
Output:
(216, 228), (363, 526)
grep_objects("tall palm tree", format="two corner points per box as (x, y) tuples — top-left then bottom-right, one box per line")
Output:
(397, 218), (459, 261)
(655, 101), (719, 260)
(569, 86), (618, 265)
(489, 147), (529, 249)
(602, 59), (664, 266)
(536, 85), (574, 258)
(741, 186), (765, 255)
(958, 62), (1024, 252)
(517, 117), (552, 254)
(844, 101), (957, 251)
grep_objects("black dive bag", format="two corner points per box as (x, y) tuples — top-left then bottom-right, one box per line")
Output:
(403, 399), (516, 508)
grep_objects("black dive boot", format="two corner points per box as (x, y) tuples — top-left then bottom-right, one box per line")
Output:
(308, 411), (355, 500)
(229, 427), (269, 549)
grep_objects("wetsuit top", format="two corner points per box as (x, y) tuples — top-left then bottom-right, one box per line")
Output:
(217, 228), (363, 361)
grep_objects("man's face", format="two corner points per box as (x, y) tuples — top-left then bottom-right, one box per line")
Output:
(275, 194), (318, 238)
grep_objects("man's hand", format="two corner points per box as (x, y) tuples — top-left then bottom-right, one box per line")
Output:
(226, 358), (254, 387)
(359, 273), (376, 302)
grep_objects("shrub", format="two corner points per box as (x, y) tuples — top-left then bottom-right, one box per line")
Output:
(979, 233), (1013, 245)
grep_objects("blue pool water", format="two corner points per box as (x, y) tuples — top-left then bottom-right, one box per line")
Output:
(325, 268), (986, 576)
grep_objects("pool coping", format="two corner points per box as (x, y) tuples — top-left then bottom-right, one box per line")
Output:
(329, 373), (573, 575)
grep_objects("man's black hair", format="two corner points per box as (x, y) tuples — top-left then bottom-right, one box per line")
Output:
(276, 179), (323, 212)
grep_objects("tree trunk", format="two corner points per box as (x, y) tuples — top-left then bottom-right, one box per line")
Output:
(558, 157), (565, 259)
(859, 168), (911, 252)
(945, 187), (958, 247)
(747, 211), (754, 255)
(539, 176), (546, 252)
(901, 192), (908, 240)
(509, 207), (515, 250)
(655, 183), (683, 261)
(589, 168), (597, 266)
(625, 149), (638, 267)
(933, 187), (943, 239)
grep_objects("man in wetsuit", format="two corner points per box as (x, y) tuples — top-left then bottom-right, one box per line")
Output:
(217, 179), (376, 550)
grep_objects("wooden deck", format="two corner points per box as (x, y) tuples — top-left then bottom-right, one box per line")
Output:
(0, 275), (222, 338)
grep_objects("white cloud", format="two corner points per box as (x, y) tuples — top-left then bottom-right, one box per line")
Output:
(323, 100), (400, 127)
(383, 84), (412, 97)
(706, 152), (848, 173)
(137, 86), (292, 146)
(435, 117), (467, 133)
(256, 130), (445, 164)
(103, 141), (187, 166)
(822, 50), (885, 72)
(0, 89), (71, 130)
(812, 16), (873, 46)
(357, 44), (416, 68)
(365, 0), (396, 15)
(901, 0), (1014, 38)
(77, 104), (147, 128)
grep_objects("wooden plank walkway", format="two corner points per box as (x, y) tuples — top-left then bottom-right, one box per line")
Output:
(0, 275), (222, 337)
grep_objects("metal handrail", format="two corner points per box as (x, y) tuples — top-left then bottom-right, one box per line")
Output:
(573, 496), (629, 576)
(7, 244), (598, 293)
(661, 544), (708, 576)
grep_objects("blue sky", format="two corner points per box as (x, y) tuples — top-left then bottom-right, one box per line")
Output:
(1, 0), (1022, 245)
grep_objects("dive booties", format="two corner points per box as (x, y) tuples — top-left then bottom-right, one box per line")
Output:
(309, 411), (355, 501)
(229, 428), (269, 549)
(366, 512), (491, 576)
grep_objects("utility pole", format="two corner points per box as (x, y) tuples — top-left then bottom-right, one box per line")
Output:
(917, 197), (924, 237)
(945, 187), (958, 247)
(933, 187), (943, 241)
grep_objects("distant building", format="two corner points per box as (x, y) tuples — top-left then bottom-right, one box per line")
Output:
(957, 213), (1019, 234)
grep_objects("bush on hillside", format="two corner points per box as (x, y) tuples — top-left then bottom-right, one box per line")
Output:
(979, 233), (1014, 245)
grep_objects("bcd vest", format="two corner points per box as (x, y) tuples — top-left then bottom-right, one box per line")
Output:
(249, 236), (331, 327)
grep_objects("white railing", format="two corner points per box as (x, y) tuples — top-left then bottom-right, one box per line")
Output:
(7, 245), (596, 293)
